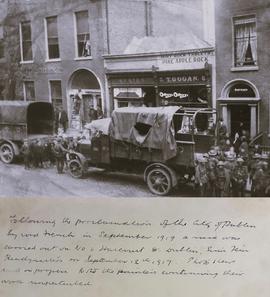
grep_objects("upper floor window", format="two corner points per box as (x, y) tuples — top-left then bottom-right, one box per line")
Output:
(46, 16), (60, 60)
(23, 81), (35, 101)
(75, 10), (91, 57)
(20, 21), (33, 61)
(49, 80), (62, 108)
(233, 15), (257, 67)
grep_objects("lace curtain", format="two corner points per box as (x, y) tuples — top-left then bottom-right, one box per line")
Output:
(235, 21), (257, 66)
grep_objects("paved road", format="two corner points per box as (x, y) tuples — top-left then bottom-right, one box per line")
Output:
(0, 162), (195, 198)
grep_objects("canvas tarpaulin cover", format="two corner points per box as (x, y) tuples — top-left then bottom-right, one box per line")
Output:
(109, 106), (179, 160)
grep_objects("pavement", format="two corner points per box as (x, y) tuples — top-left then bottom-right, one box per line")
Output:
(0, 162), (195, 198)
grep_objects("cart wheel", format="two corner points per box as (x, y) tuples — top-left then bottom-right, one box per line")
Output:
(68, 159), (84, 178)
(0, 143), (14, 164)
(146, 167), (172, 196)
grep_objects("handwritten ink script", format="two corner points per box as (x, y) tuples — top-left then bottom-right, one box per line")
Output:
(0, 198), (269, 297)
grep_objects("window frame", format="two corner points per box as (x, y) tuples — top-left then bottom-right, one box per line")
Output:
(74, 10), (92, 60)
(45, 16), (61, 62)
(23, 80), (35, 101)
(19, 20), (33, 63)
(231, 14), (258, 72)
(49, 80), (63, 108)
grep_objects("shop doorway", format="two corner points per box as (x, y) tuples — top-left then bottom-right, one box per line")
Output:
(230, 105), (250, 137)
(68, 69), (102, 129)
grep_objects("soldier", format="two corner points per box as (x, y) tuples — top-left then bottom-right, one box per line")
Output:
(216, 161), (231, 197)
(195, 157), (209, 197)
(252, 161), (268, 197)
(21, 139), (31, 170)
(207, 149), (218, 196)
(52, 138), (68, 174)
(239, 136), (249, 157)
(249, 153), (261, 196)
(217, 118), (227, 143)
(231, 158), (248, 197)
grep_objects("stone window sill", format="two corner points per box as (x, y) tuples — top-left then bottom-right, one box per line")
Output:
(231, 66), (259, 72)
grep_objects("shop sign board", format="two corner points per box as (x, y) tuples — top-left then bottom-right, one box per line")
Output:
(159, 73), (207, 85)
(109, 76), (154, 87)
(157, 50), (214, 70)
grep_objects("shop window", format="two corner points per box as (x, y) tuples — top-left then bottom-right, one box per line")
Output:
(49, 80), (62, 108)
(233, 15), (257, 67)
(46, 16), (60, 60)
(23, 81), (35, 101)
(20, 21), (33, 62)
(75, 11), (91, 57)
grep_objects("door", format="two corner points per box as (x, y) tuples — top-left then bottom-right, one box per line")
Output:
(230, 105), (250, 137)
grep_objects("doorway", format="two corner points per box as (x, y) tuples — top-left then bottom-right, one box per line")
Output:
(230, 105), (250, 137)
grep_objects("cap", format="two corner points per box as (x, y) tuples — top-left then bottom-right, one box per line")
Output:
(253, 153), (261, 159)
(203, 153), (209, 158)
(260, 154), (269, 160)
(217, 161), (225, 166)
(236, 158), (244, 163)
(208, 149), (217, 156)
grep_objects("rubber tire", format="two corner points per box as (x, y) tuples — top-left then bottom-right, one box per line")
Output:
(146, 167), (172, 196)
(68, 159), (84, 178)
(0, 143), (15, 164)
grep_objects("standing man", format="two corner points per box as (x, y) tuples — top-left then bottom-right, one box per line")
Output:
(216, 161), (231, 197)
(58, 107), (69, 133)
(21, 139), (31, 170)
(217, 118), (227, 144)
(195, 157), (209, 197)
(207, 149), (218, 196)
(232, 158), (248, 197)
(52, 138), (67, 174)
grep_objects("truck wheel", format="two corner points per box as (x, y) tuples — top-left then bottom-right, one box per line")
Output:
(146, 167), (172, 196)
(0, 143), (14, 164)
(68, 159), (84, 178)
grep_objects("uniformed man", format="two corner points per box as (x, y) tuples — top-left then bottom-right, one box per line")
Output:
(231, 158), (248, 197)
(249, 153), (261, 196)
(21, 139), (31, 170)
(52, 138), (67, 174)
(207, 149), (218, 196)
(195, 157), (209, 197)
(252, 161), (268, 197)
(216, 161), (231, 197)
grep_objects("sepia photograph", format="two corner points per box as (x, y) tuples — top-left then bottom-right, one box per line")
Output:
(0, 0), (270, 198)
(0, 2), (270, 297)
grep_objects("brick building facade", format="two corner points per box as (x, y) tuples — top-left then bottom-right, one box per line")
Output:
(0, 0), (215, 129)
(215, 0), (270, 144)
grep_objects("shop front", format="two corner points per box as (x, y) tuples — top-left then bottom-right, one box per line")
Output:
(104, 48), (215, 113)
(218, 79), (260, 139)
(106, 67), (213, 110)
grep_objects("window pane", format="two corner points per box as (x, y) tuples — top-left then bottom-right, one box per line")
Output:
(234, 16), (257, 67)
(76, 11), (89, 33)
(21, 21), (33, 61)
(48, 44), (59, 59)
(21, 21), (31, 40)
(75, 11), (90, 57)
(50, 80), (62, 100)
(46, 16), (60, 59)
(24, 81), (35, 101)
(46, 16), (58, 37)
